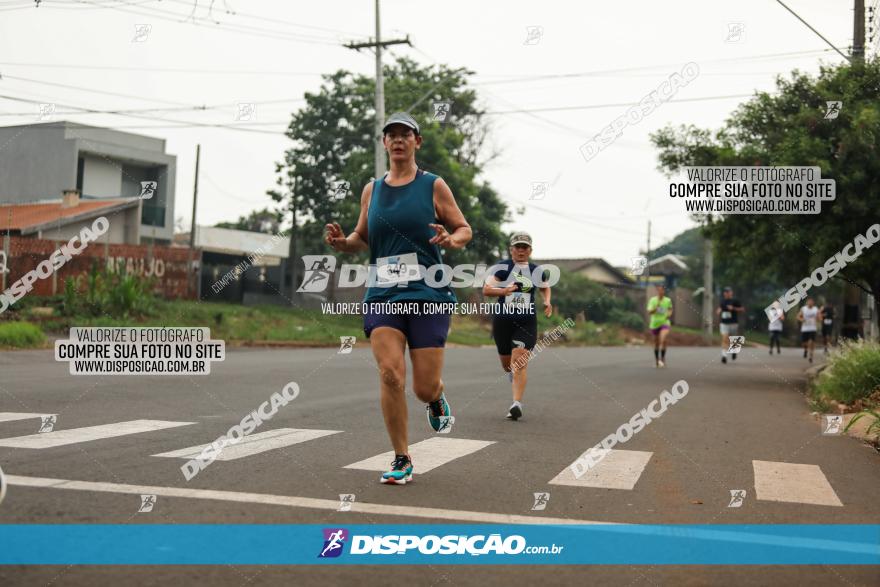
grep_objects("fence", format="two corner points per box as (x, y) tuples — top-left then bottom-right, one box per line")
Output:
(1, 236), (198, 300)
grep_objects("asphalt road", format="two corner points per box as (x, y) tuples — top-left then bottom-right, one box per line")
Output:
(0, 344), (878, 586)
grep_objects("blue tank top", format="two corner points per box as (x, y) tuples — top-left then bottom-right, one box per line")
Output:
(364, 169), (456, 304)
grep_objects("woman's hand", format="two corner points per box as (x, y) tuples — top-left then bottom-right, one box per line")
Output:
(325, 222), (347, 252)
(428, 223), (454, 247)
(543, 302), (553, 318)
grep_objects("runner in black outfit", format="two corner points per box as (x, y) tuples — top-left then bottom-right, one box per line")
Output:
(717, 287), (745, 364)
(483, 232), (552, 421)
(820, 300), (835, 354)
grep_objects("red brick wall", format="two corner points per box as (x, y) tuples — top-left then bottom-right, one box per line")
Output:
(2, 236), (199, 299)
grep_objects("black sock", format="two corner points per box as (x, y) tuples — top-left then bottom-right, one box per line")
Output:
(661, 349), (666, 360)
(654, 349), (659, 361)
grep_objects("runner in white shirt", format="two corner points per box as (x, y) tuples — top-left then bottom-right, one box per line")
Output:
(798, 297), (819, 364)
(768, 301), (783, 355)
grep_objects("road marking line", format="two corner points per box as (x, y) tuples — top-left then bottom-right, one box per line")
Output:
(344, 437), (495, 473)
(152, 428), (342, 461)
(5, 474), (613, 525)
(549, 449), (653, 490)
(752, 460), (843, 507)
(0, 412), (56, 424)
(0, 420), (195, 449)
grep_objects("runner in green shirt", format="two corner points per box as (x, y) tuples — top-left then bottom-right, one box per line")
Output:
(647, 284), (673, 368)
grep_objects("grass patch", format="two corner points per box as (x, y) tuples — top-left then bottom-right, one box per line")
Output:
(811, 340), (880, 405)
(565, 321), (624, 346)
(0, 321), (47, 348)
(38, 299), (360, 344)
(32, 297), (631, 347)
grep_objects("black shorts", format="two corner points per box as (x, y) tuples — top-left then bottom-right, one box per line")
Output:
(822, 324), (833, 336)
(801, 331), (817, 342)
(492, 317), (538, 355)
(363, 301), (451, 349)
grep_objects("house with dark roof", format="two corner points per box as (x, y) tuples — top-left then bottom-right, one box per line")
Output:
(533, 257), (635, 287)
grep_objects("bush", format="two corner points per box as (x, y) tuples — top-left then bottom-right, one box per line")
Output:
(63, 263), (157, 319)
(608, 308), (644, 330)
(551, 269), (620, 323)
(0, 321), (46, 348)
(812, 340), (880, 405)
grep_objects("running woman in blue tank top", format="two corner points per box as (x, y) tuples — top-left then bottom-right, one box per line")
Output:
(324, 112), (472, 485)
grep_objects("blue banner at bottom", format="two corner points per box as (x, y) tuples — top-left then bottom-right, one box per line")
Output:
(0, 524), (878, 565)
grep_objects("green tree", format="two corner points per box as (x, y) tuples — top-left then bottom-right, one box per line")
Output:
(269, 57), (509, 293)
(552, 269), (623, 323)
(651, 58), (880, 318)
(214, 207), (282, 234)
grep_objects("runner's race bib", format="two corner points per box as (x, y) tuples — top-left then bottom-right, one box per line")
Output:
(376, 252), (421, 285)
(721, 311), (732, 319)
(505, 291), (529, 308)
(656, 306), (667, 316)
(824, 319), (832, 325)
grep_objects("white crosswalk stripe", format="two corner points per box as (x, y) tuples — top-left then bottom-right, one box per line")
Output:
(752, 460), (843, 507)
(549, 449), (653, 490)
(344, 437), (495, 474)
(152, 428), (342, 461)
(0, 412), (56, 423)
(0, 420), (195, 449)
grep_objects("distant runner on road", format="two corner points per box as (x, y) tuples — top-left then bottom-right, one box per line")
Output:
(820, 299), (835, 354)
(483, 232), (552, 421)
(768, 300), (783, 355)
(646, 283), (673, 368)
(717, 286), (745, 364)
(799, 296), (819, 364)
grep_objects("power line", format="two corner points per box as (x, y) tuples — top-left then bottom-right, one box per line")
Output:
(522, 201), (652, 237)
(60, 0), (345, 45)
(161, 0), (363, 37)
(0, 74), (306, 116)
(773, 0), (851, 61)
(0, 48), (844, 81)
(0, 94), (286, 134)
(471, 48), (849, 87)
(483, 93), (754, 115)
(0, 62), (326, 76)
(2, 73), (196, 107)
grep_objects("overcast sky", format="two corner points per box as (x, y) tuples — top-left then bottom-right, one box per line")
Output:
(0, 0), (864, 264)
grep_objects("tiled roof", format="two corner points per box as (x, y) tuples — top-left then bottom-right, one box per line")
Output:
(0, 199), (137, 233)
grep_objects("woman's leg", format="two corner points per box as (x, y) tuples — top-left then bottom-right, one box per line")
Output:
(510, 347), (530, 402)
(658, 327), (670, 360)
(370, 327), (408, 455)
(409, 347), (444, 404)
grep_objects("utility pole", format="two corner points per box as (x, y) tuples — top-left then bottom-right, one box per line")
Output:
(344, 0), (410, 179)
(189, 144), (200, 297)
(853, 0), (866, 61)
(702, 236), (714, 343)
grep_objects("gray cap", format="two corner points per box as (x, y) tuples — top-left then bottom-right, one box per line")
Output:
(382, 112), (420, 135)
(510, 232), (533, 246)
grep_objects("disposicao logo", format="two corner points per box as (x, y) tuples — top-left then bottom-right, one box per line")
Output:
(318, 528), (348, 558)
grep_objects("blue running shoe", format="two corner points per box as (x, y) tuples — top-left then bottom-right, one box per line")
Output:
(426, 393), (453, 433)
(380, 454), (413, 485)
